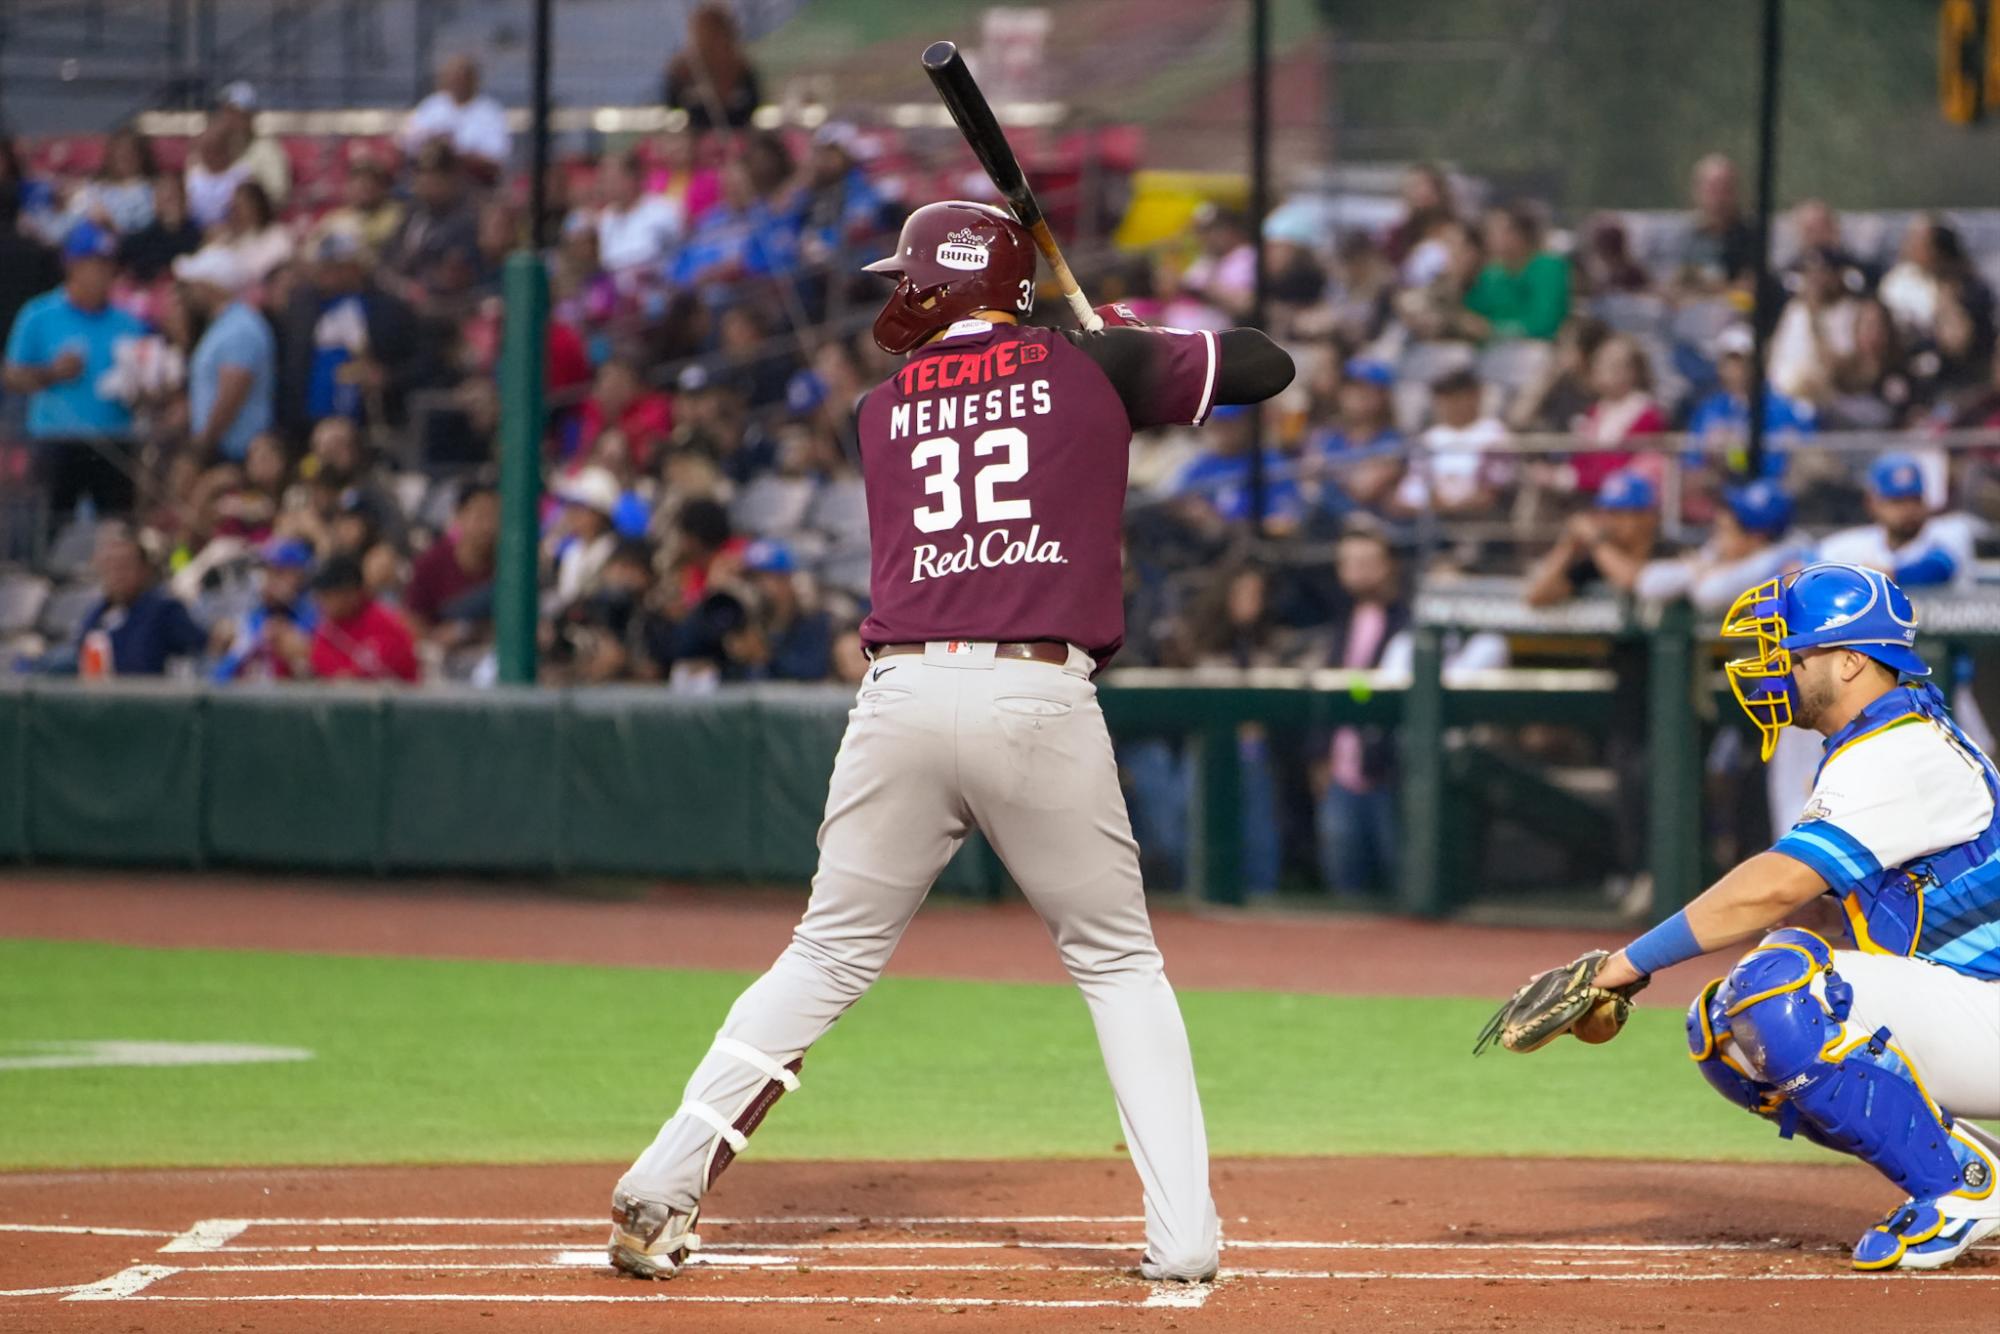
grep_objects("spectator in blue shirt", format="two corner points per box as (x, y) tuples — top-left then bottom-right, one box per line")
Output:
(70, 526), (208, 676)
(176, 247), (276, 464)
(1160, 405), (1305, 529)
(2, 222), (148, 531)
(213, 538), (319, 681)
(276, 229), (427, 442)
(733, 540), (834, 681)
(1307, 358), (1404, 517)
(788, 124), (888, 267)
(1686, 324), (1815, 478)
(670, 159), (797, 292)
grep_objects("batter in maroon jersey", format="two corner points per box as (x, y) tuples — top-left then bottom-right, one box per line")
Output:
(858, 314), (1223, 665)
(610, 201), (1295, 1287)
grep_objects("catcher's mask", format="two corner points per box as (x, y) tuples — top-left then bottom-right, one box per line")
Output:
(1721, 576), (1798, 762)
(1721, 563), (1927, 761)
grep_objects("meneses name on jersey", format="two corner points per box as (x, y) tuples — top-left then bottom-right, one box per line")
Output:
(887, 378), (1053, 441)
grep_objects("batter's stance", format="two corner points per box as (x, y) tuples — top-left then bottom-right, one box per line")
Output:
(609, 201), (1294, 1283)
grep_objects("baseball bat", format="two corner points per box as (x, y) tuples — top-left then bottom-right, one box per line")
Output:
(921, 40), (1103, 333)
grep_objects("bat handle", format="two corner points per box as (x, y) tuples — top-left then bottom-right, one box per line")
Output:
(1066, 290), (1104, 333)
(1023, 213), (1100, 332)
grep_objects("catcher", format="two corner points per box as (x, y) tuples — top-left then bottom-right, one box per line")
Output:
(1479, 562), (2000, 1271)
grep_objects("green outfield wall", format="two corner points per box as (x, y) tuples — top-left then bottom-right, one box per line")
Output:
(0, 672), (1629, 912)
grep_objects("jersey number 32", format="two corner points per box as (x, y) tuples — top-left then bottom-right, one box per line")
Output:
(911, 427), (1030, 533)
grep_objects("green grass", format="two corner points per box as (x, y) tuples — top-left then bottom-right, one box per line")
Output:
(0, 940), (1815, 1170)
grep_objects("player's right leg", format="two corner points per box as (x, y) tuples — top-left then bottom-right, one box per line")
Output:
(960, 650), (1219, 1282)
(610, 669), (972, 1278)
(1687, 929), (2000, 1271)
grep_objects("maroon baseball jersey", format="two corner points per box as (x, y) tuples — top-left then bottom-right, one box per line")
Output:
(856, 318), (1219, 665)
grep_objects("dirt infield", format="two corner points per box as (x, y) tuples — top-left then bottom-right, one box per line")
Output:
(3, 1158), (1994, 1333)
(0, 870), (1718, 1005)
(8, 871), (1973, 1330)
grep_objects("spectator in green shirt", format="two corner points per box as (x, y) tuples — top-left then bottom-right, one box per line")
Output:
(1463, 203), (1571, 342)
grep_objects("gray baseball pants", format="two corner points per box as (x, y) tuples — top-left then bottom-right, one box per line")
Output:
(617, 641), (1218, 1276)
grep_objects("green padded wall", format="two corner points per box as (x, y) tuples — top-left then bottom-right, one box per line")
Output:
(27, 684), (204, 865)
(748, 686), (851, 881)
(561, 690), (758, 876)
(204, 689), (385, 870)
(0, 683), (24, 861)
(382, 690), (562, 870)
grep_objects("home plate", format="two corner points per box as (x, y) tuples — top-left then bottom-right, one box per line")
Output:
(555, 1250), (801, 1268)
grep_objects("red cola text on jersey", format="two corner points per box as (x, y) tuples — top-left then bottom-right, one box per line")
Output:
(856, 320), (1217, 667)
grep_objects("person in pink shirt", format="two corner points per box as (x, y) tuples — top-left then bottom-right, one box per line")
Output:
(1176, 204), (1256, 324)
(1572, 334), (1666, 495)
(1315, 528), (1407, 894)
(307, 553), (419, 682)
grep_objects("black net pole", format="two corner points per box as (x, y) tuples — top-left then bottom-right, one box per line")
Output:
(529, 0), (553, 251)
(1247, 0), (1271, 533)
(1745, 0), (1783, 482)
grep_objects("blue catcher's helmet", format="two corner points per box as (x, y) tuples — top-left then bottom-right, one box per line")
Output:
(1722, 479), (1794, 538)
(1720, 562), (1927, 760)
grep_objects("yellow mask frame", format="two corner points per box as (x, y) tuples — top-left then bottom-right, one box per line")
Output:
(1721, 576), (1794, 761)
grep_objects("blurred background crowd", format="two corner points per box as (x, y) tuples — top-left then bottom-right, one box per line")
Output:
(4, 0), (2000, 902)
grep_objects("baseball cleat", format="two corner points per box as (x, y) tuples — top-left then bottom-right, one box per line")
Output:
(1139, 1252), (1219, 1283)
(1851, 1202), (2000, 1271)
(608, 1189), (700, 1279)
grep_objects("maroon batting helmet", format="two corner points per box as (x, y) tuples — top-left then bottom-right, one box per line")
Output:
(863, 201), (1038, 355)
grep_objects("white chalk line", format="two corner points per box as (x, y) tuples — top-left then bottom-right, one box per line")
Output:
(62, 1271), (2000, 1309)
(202, 1236), (2000, 1256)
(12, 1214), (1999, 1313)
(160, 1218), (251, 1252)
(111, 1292), (1169, 1309)
(157, 1213), (1148, 1228)
(60, 1265), (176, 1302)
(0, 1223), (177, 1238)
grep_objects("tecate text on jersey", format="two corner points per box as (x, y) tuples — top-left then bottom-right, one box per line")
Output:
(910, 524), (1068, 583)
(888, 380), (1054, 440)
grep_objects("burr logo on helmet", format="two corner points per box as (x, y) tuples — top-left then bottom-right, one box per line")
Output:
(935, 228), (991, 271)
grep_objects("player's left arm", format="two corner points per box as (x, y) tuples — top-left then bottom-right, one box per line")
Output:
(1069, 308), (1294, 428)
(1595, 852), (1827, 990)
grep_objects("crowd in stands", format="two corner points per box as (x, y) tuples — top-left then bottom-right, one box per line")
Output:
(2, 6), (903, 693)
(5, 25), (2000, 897)
(1093, 157), (2000, 897)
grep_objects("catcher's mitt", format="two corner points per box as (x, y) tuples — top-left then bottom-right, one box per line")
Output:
(1472, 950), (1648, 1055)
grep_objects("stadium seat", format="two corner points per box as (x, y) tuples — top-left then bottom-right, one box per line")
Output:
(1590, 292), (1668, 336)
(35, 581), (101, 645)
(1399, 341), (1476, 385)
(0, 572), (51, 638)
(1669, 299), (1738, 351)
(1476, 339), (1553, 395)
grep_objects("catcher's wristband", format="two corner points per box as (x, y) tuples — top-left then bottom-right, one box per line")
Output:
(1623, 910), (1702, 978)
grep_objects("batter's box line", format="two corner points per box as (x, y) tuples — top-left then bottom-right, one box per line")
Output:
(46, 1269), (2000, 1311)
(53, 1266), (1212, 1311)
(179, 1235), (2000, 1256)
(157, 1212), (1159, 1230)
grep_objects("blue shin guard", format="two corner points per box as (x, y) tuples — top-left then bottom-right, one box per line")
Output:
(1687, 929), (1999, 1270)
